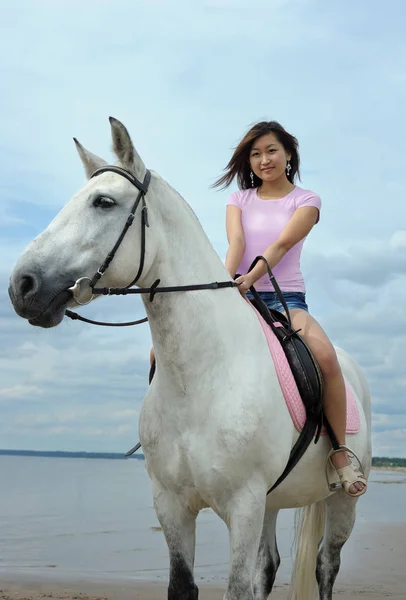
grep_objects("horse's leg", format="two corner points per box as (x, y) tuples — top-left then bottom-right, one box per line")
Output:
(253, 509), (280, 600)
(223, 480), (267, 600)
(152, 482), (198, 600)
(316, 491), (357, 600)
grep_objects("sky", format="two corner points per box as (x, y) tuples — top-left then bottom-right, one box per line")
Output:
(1, 0), (406, 456)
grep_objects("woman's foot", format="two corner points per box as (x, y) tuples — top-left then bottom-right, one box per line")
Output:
(329, 448), (367, 497)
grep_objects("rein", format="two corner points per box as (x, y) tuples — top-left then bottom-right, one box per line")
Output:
(66, 165), (239, 327)
(65, 310), (148, 327)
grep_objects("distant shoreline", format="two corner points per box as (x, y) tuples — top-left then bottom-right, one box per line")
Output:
(0, 449), (144, 460)
(1, 450), (405, 470)
(371, 466), (406, 472)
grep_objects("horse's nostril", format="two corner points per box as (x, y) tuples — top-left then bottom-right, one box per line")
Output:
(19, 274), (38, 300)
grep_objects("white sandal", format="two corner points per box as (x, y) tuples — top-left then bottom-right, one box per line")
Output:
(325, 445), (367, 497)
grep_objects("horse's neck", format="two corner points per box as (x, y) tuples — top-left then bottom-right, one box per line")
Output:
(142, 183), (250, 386)
(144, 179), (231, 286)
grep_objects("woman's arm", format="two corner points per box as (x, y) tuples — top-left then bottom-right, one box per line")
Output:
(236, 206), (319, 293)
(225, 205), (246, 278)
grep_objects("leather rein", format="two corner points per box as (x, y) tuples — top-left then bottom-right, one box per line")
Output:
(66, 165), (239, 326)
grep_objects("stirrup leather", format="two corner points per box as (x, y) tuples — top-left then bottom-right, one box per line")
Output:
(325, 445), (365, 492)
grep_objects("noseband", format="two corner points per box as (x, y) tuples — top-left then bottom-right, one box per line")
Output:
(66, 165), (238, 327)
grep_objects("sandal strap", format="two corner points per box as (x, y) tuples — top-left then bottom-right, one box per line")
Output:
(336, 464), (367, 486)
(336, 464), (367, 497)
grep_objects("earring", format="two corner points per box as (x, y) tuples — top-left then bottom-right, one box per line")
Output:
(250, 170), (255, 187)
(286, 161), (291, 176)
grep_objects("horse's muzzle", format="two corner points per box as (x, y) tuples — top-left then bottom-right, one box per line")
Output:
(9, 269), (74, 328)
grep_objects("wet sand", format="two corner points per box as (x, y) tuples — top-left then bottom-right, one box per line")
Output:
(3, 520), (406, 600)
(1, 577), (406, 599)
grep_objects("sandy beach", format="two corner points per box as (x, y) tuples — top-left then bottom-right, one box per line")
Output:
(1, 575), (406, 600)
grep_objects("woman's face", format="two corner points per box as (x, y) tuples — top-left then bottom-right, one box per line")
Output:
(249, 133), (290, 183)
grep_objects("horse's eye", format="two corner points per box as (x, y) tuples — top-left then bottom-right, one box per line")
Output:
(93, 196), (116, 209)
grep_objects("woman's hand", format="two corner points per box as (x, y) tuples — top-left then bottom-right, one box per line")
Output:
(235, 273), (255, 295)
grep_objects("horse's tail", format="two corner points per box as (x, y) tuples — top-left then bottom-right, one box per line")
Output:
(288, 500), (325, 600)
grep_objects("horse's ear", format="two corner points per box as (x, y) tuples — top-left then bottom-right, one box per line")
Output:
(109, 117), (146, 180)
(73, 138), (107, 179)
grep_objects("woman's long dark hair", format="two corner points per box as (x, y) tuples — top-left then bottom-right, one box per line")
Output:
(214, 121), (300, 190)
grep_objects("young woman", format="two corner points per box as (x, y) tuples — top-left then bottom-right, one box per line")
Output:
(215, 121), (367, 497)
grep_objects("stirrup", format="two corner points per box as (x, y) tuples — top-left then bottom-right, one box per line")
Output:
(325, 445), (366, 493)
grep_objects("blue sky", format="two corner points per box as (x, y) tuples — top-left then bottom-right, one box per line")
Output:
(1, 0), (406, 455)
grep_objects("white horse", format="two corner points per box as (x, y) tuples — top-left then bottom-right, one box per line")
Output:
(9, 118), (372, 600)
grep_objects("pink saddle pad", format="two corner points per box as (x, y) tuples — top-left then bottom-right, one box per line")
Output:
(249, 302), (360, 435)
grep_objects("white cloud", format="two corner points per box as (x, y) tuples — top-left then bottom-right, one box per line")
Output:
(0, 384), (43, 401)
(372, 428), (406, 458)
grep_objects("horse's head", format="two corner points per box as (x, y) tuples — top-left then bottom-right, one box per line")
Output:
(9, 118), (158, 328)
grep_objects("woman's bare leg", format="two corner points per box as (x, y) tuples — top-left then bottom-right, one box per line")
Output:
(289, 309), (366, 494)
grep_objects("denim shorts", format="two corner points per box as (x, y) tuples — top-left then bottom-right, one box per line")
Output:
(247, 291), (309, 313)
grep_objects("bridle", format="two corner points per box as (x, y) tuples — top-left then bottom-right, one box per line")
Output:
(68, 165), (151, 304)
(66, 165), (239, 327)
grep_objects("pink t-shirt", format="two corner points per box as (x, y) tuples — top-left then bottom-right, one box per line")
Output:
(227, 186), (321, 292)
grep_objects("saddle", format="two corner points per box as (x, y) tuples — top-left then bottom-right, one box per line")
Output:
(247, 286), (325, 493)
